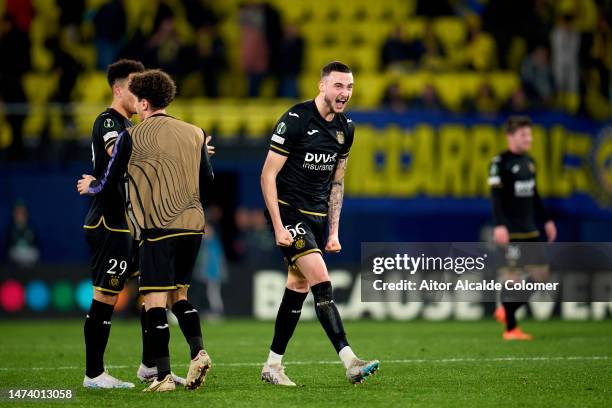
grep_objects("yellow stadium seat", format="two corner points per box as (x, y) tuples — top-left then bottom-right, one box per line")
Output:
(434, 17), (467, 53)
(243, 105), (273, 140)
(215, 105), (241, 140)
(433, 74), (465, 111)
(488, 71), (520, 102)
(167, 101), (191, 123)
(354, 74), (389, 108)
(22, 72), (63, 141)
(399, 71), (432, 98)
(72, 71), (111, 104)
(402, 18), (426, 39)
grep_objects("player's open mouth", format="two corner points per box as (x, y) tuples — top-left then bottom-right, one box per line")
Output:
(335, 98), (347, 109)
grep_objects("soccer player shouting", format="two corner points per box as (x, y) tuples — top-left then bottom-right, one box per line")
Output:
(260, 61), (379, 386)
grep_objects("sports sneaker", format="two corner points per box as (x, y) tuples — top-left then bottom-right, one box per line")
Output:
(185, 350), (212, 390)
(143, 374), (175, 392)
(503, 327), (533, 341)
(136, 363), (186, 386)
(83, 371), (135, 389)
(261, 363), (296, 386)
(494, 305), (506, 325)
(346, 358), (380, 385)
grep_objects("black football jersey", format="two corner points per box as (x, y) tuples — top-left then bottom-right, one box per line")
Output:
(488, 150), (551, 238)
(269, 100), (355, 214)
(83, 108), (133, 229)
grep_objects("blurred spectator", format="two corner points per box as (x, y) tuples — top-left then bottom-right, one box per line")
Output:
(461, 83), (499, 115)
(263, 3), (283, 85)
(417, 20), (446, 70)
(482, 0), (529, 69)
(57, 0), (85, 29)
(193, 223), (227, 319)
(143, 2), (182, 77)
(93, 0), (127, 70)
(381, 83), (409, 113)
(523, 0), (554, 53)
(380, 26), (412, 71)
(4, 0), (33, 32)
(233, 207), (276, 266)
(0, 13), (30, 160)
(6, 201), (39, 268)
(416, 0), (453, 17)
(588, 14), (612, 101)
(408, 84), (444, 111)
(181, 4), (226, 98)
(501, 87), (530, 113)
(551, 13), (581, 96)
(239, 2), (269, 97)
(520, 45), (555, 108)
(465, 13), (497, 71)
(277, 25), (303, 98)
(46, 36), (83, 108)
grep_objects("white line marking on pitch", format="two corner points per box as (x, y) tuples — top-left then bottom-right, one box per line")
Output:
(0, 356), (607, 371)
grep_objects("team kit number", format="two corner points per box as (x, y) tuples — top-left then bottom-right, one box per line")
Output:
(285, 223), (306, 238)
(106, 258), (127, 275)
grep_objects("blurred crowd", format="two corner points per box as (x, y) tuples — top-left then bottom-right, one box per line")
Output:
(0, 0), (610, 160)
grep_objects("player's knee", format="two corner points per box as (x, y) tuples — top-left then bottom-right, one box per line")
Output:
(168, 287), (189, 307)
(287, 278), (309, 293)
(93, 290), (118, 306)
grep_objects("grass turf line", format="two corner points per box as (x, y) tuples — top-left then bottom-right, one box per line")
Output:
(1, 320), (610, 407)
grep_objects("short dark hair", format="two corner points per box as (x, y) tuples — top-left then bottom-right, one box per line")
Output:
(106, 59), (145, 87)
(321, 61), (352, 78)
(128, 69), (176, 110)
(504, 115), (532, 134)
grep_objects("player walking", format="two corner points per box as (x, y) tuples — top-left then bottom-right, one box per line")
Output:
(488, 115), (557, 340)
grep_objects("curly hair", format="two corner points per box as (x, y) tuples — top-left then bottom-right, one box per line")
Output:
(128, 69), (177, 110)
(106, 59), (145, 87)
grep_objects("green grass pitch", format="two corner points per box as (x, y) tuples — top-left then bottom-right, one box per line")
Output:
(1, 319), (610, 407)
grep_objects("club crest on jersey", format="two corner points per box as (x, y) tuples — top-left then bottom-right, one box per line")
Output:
(528, 162), (535, 173)
(103, 118), (115, 129)
(276, 122), (287, 135)
(336, 131), (345, 144)
(294, 237), (305, 250)
(109, 276), (120, 288)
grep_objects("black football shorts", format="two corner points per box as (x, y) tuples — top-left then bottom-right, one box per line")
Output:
(85, 227), (139, 294)
(265, 204), (327, 267)
(138, 234), (202, 293)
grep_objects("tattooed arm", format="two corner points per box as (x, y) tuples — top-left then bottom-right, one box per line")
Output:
(325, 157), (347, 253)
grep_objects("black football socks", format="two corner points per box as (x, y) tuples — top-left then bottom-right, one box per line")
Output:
(84, 299), (114, 378)
(172, 300), (204, 359)
(311, 281), (349, 353)
(270, 288), (308, 355)
(140, 305), (155, 368)
(146, 307), (171, 381)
